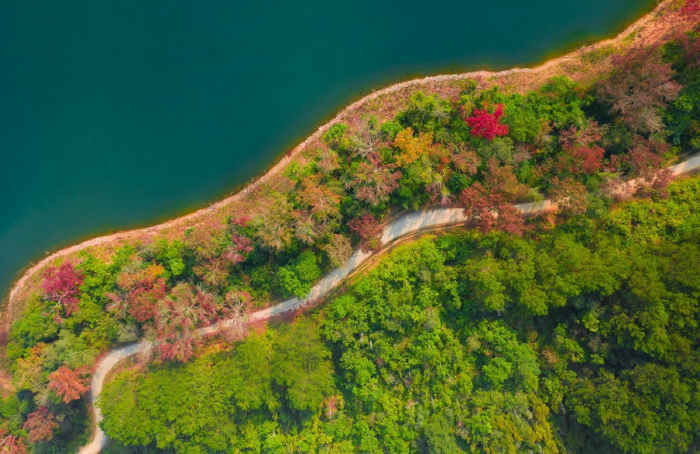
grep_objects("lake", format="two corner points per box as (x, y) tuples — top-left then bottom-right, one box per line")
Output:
(0, 0), (656, 299)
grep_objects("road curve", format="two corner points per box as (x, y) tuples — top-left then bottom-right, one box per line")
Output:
(78, 155), (700, 454)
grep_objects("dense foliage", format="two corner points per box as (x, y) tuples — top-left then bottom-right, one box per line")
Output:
(99, 176), (700, 453)
(2, 15), (700, 452)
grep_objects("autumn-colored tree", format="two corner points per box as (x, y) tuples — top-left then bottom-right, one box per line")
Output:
(187, 217), (253, 287)
(465, 103), (509, 140)
(291, 210), (322, 245)
(558, 122), (606, 174)
(348, 156), (402, 206)
(451, 145), (481, 175)
(41, 262), (84, 322)
(393, 127), (434, 167)
(0, 432), (28, 454)
(615, 138), (675, 199)
(155, 283), (216, 362)
(349, 116), (381, 159)
(48, 365), (90, 403)
(680, 0), (700, 22)
(597, 46), (681, 133)
(483, 158), (531, 202)
(299, 178), (341, 223)
(107, 263), (166, 322)
(316, 147), (340, 175)
(349, 213), (383, 253)
(548, 176), (589, 217)
(217, 291), (249, 342)
(460, 182), (525, 236)
(23, 407), (57, 443)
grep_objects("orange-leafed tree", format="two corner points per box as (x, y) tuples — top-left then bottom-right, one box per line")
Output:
(557, 122), (606, 175)
(48, 365), (90, 404)
(393, 127), (434, 167)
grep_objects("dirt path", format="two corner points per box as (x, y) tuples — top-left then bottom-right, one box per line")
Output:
(6, 0), (687, 326)
(77, 155), (700, 454)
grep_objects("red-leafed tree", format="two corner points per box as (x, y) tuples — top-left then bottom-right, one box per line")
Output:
(597, 46), (681, 133)
(349, 156), (402, 206)
(460, 182), (525, 236)
(0, 432), (28, 454)
(154, 283), (217, 362)
(680, 0), (700, 22)
(23, 407), (58, 443)
(158, 331), (199, 363)
(459, 158), (531, 235)
(465, 103), (509, 140)
(48, 365), (90, 404)
(107, 264), (166, 323)
(558, 122), (606, 175)
(613, 138), (675, 199)
(41, 262), (84, 322)
(349, 213), (383, 253)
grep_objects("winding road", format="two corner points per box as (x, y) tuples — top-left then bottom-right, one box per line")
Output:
(78, 155), (700, 454)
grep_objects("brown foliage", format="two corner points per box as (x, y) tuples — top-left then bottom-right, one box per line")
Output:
(349, 213), (383, 253)
(451, 144), (481, 175)
(348, 156), (402, 207)
(597, 46), (681, 133)
(460, 182), (525, 236)
(558, 122), (606, 175)
(23, 407), (57, 443)
(549, 177), (589, 217)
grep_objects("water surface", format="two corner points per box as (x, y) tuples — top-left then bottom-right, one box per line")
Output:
(0, 0), (655, 298)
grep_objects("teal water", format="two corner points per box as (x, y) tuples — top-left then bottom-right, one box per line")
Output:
(1, 0), (655, 299)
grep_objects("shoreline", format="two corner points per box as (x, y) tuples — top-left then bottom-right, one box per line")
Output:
(1, 0), (680, 316)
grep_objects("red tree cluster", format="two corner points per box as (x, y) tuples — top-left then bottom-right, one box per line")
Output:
(680, 0), (700, 22)
(48, 365), (91, 404)
(460, 182), (525, 236)
(465, 103), (509, 140)
(107, 264), (166, 323)
(155, 284), (219, 362)
(459, 160), (530, 235)
(597, 46), (681, 133)
(349, 213), (383, 253)
(41, 262), (84, 322)
(0, 432), (28, 454)
(349, 155), (402, 207)
(612, 138), (675, 199)
(23, 407), (57, 443)
(558, 122), (606, 174)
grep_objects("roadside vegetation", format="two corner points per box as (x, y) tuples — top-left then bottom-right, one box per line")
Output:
(0, 2), (699, 451)
(100, 175), (700, 453)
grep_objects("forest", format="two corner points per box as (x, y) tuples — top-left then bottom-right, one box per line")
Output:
(98, 174), (700, 453)
(1, 2), (699, 452)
